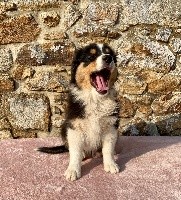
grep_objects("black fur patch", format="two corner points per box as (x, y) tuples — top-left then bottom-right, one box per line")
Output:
(111, 100), (120, 129)
(61, 92), (85, 141)
(102, 44), (117, 64)
(66, 93), (85, 120)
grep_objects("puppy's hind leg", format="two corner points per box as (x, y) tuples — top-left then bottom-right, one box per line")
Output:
(102, 128), (120, 174)
(65, 129), (83, 181)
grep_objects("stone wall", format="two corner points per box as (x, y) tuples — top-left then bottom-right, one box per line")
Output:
(0, 0), (180, 139)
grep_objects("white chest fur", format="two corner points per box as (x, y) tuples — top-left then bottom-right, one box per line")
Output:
(72, 88), (118, 152)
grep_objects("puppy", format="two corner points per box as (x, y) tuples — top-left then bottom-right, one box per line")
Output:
(38, 43), (120, 181)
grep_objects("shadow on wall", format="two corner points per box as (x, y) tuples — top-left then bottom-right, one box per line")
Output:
(120, 114), (181, 136)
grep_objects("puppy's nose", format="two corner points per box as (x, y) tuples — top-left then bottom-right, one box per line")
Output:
(102, 55), (113, 64)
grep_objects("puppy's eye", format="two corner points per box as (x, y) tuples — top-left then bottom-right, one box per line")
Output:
(105, 48), (110, 53)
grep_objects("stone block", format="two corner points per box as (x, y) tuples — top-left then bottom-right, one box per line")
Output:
(0, 75), (14, 92)
(73, 24), (108, 38)
(141, 40), (176, 71)
(0, 2), (17, 12)
(44, 32), (68, 40)
(119, 0), (181, 27)
(16, 41), (75, 66)
(27, 70), (70, 92)
(170, 37), (181, 53)
(64, 4), (81, 28)
(121, 117), (147, 136)
(119, 76), (147, 95)
(118, 96), (135, 118)
(151, 93), (181, 115)
(154, 114), (181, 135)
(0, 118), (11, 130)
(144, 123), (159, 136)
(0, 48), (13, 72)
(0, 13), (7, 21)
(138, 70), (163, 84)
(12, 130), (37, 139)
(84, 2), (119, 26)
(40, 11), (60, 27)
(12, 66), (34, 80)
(148, 75), (180, 94)
(0, 14), (40, 44)
(0, 130), (12, 140)
(136, 105), (153, 119)
(117, 30), (176, 73)
(4, 93), (50, 131)
(0, 1), (62, 11)
(155, 28), (172, 42)
(51, 115), (65, 128)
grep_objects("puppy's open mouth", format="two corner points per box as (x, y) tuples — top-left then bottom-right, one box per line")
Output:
(90, 68), (111, 95)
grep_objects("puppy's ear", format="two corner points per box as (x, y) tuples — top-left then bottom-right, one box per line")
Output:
(109, 68), (118, 87)
(70, 48), (83, 84)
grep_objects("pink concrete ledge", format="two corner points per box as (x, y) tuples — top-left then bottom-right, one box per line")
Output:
(0, 136), (181, 200)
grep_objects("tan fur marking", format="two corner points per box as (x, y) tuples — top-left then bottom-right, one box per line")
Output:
(90, 48), (97, 54)
(75, 62), (97, 90)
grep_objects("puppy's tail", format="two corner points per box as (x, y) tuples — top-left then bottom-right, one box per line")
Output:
(36, 145), (69, 154)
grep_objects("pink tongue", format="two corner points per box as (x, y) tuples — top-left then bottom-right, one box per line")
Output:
(96, 75), (108, 92)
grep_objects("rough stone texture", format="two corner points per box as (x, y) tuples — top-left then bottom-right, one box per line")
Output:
(0, 0), (180, 138)
(84, 2), (119, 26)
(119, 96), (135, 118)
(0, 118), (11, 131)
(73, 24), (108, 38)
(16, 41), (75, 66)
(0, 12), (7, 21)
(0, 130), (12, 139)
(12, 66), (35, 80)
(3, 93), (50, 131)
(12, 130), (37, 139)
(40, 11), (60, 27)
(119, 75), (147, 95)
(121, 117), (148, 136)
(0, 48), (13, 72)
(27, 69), (70, 92)
(116, 33), (176, 73)
(51, 115), (65, 128)
(0, 14), (41, 44)
(151, 94), (181, 115)
(0, 75), (14, 92)
(64, 4), (81, 28)
(0, 0), (62, 11)
(136, 105), (153, 119)
(153, 114), (181, 136)
(119, 0), (181, 27)
(155, 28), (172, 42)
(0, 2), (18, 12)
(0, 137), (181, 199)
(148, 75), (180, 94)
(170, 37), (181, 53)
(44, 31), (68, 40)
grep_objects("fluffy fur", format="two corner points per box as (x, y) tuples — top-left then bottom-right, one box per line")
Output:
(38, 43), (120, 181)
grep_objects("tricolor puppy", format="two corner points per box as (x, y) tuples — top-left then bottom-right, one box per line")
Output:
(38, 43), (120, 181)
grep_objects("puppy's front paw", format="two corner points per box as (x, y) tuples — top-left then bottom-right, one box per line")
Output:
(104, 162), (120, 174)
(65, 167), (81, 181)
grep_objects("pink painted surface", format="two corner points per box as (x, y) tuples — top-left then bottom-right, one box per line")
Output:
(0, 137), (181, 200)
